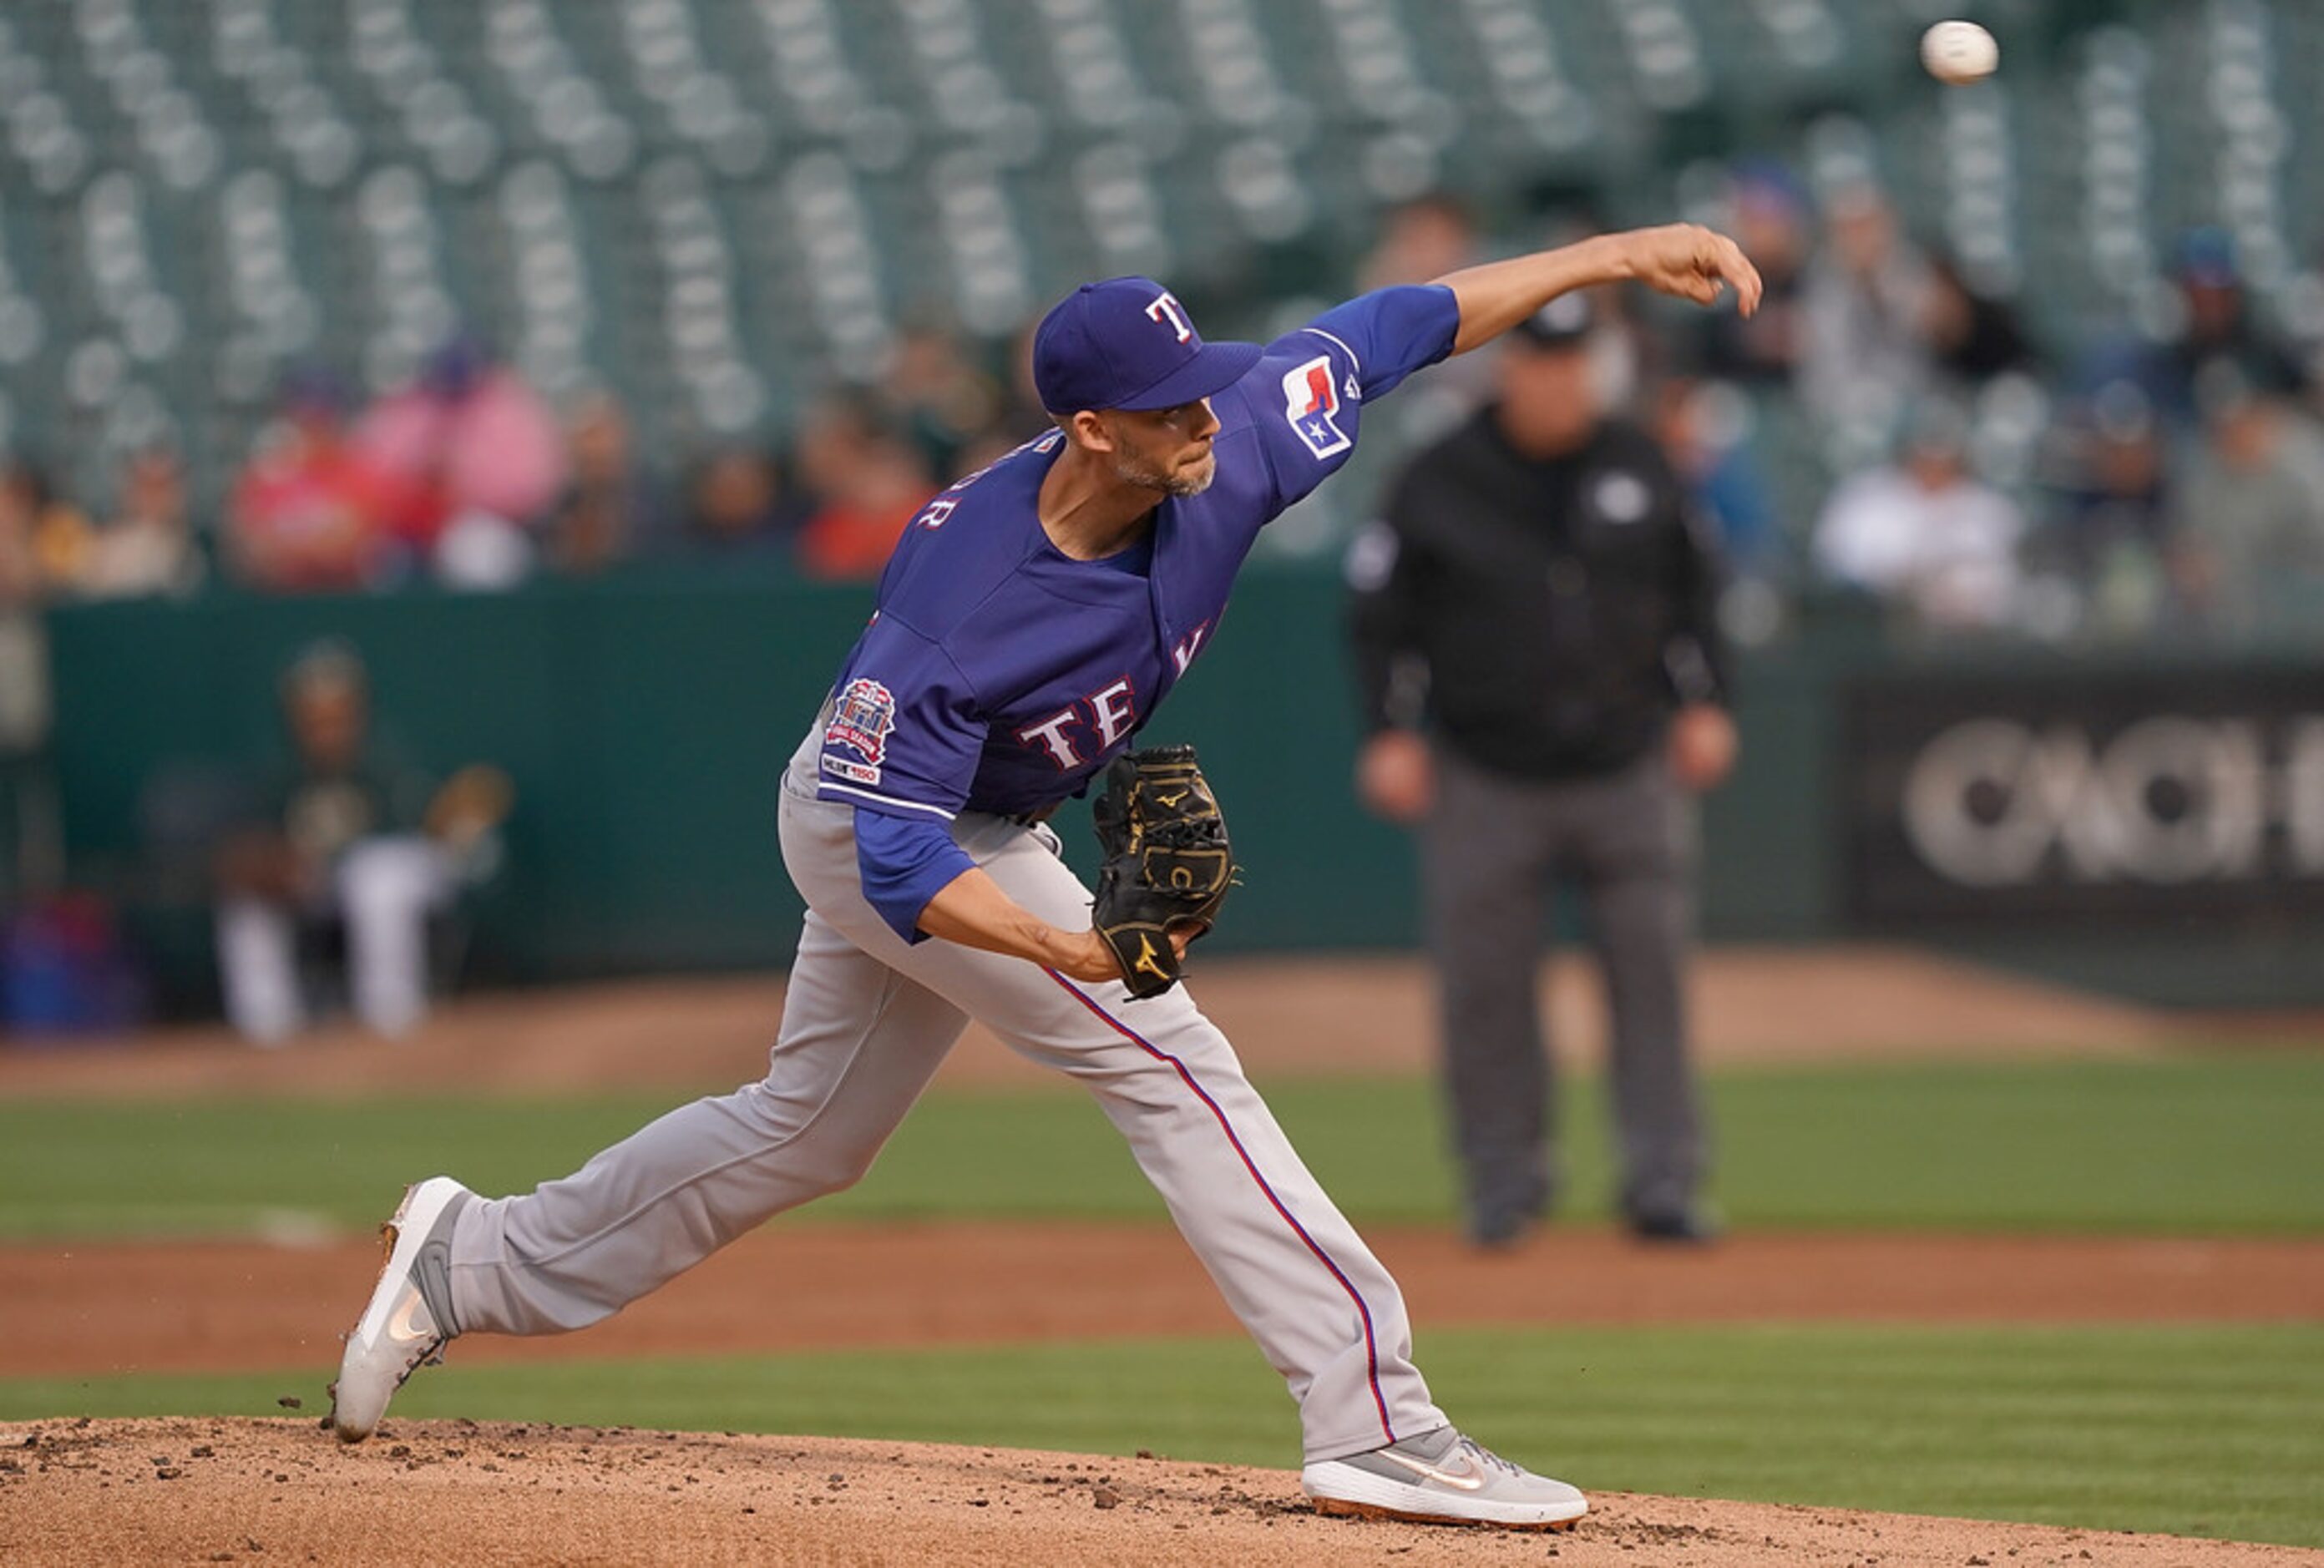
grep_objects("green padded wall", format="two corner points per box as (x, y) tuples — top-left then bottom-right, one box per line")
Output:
(45, 564), (1837, 984)
(51, 569), (2324, 1008)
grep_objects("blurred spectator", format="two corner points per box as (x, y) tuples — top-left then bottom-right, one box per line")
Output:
(82, 445), (204, 600)
(0, 465), (46, 617)
(0, 889), (142, 1034)
(791, 396), (939, 582)
(0, 458), (95, 597)
(1919, 256), (2035, 387)
(433, 506), (538, 591)
(1349, 193), (1500, 460)
(1652, 377), (1781, 579)
(2165, 361), (2324, 640)
(1799, 181), (1933, 443)
(2158, 230), (2311, 421)
(228, 371), (395, 593)
(1699, 163), (1814, 387)
(354, 337), (567, 573)
(544, 391), (666, 576)
(1813, 402), (2027, 633)
(2039, 378), (2173, 639)
(986, 320), (1058, 447)
(881, 326), (1005, 479)
(213, 641), (509, 1044)
(949, 426), (1032, 483)
(681, 446), (797, 559)
(0, 462), (58, 903)
(1358, 194), (1481, 291)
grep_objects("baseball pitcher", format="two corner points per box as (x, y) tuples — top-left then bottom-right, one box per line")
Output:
(332, 223), (1760, 1531)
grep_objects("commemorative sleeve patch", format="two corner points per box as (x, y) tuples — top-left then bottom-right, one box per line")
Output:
(1282, 353), (1353, 459)
(822, 676), (898, 785)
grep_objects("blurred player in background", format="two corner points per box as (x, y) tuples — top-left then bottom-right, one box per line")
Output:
(213, 641), (508, 1044)
(1349, 291), (1736, 1247)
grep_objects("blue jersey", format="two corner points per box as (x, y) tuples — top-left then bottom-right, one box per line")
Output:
(815, 285), (1459, 831)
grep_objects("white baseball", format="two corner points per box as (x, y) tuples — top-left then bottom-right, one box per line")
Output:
(1920, 20), (1998, 84)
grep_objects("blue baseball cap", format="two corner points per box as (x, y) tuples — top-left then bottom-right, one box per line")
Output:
(1031, 276), (1263, 414)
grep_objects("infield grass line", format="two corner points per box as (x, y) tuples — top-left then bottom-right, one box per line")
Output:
(0, 1055), (2320, 1239)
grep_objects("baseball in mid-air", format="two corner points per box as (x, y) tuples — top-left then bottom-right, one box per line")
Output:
(1921, 20), (1999, 83)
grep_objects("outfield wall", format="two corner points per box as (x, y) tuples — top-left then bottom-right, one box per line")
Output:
(58, 567), (2324, 1007)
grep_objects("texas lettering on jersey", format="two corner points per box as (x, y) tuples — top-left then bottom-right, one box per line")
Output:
(1017, 675), (1139, 771)
(1010, 620), (1217, 771)
(813, 283), (1461, 822)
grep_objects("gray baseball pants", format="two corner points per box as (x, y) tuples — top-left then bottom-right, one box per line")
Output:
(442, 743), (1444, 1464)
(1420, 743), (1706, 1229)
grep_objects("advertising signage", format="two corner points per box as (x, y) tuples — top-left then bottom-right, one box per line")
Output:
(1842, 668), (2324, 923)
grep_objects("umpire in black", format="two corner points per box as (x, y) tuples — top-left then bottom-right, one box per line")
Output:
(1346, 291), (1737, 1247)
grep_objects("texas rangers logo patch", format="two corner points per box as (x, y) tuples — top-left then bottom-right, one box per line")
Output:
(1283, 354), (1352, 459)
(823, 677), (897, 785)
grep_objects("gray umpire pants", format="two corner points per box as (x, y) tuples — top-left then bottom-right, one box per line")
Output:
(439, 740), (1446, 1464)
(1420, 742), (1706, 1228)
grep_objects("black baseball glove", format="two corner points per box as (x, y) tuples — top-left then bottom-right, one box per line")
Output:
(1090, 745), (1238, 999)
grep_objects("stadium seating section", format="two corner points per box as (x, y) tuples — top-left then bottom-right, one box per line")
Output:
(0, 0), (2317, 515)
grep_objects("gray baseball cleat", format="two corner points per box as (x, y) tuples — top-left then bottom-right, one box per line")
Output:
(1302, 1425), (1587, 1530)
(329, 1176), (473, 1443)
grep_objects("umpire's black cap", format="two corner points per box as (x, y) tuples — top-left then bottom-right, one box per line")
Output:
(1510, 291), (1597, 351)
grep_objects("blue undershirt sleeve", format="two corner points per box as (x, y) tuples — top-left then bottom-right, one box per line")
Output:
(854, 807), (976, 944)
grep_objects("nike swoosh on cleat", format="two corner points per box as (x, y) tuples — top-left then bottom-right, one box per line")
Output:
(387, 1291), (435, 1346)
(1377, 1450), (1489, 1491)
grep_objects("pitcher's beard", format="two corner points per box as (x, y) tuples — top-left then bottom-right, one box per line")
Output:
(1116, 449), (1216, 498)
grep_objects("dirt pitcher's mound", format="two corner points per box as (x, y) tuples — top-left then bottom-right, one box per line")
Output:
(3, 1419), (2312, 1567)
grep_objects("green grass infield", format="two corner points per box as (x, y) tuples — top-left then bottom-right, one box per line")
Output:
(3, 1055), (2320, 1241)
(3, 1323), (2318, 1548)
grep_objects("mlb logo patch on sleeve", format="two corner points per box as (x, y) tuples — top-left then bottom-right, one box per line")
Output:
(1283, 355), (1352, 459)
(823, 677), (898, 785)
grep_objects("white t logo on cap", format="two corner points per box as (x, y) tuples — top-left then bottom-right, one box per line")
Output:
(1145, 291), (1193, 342)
